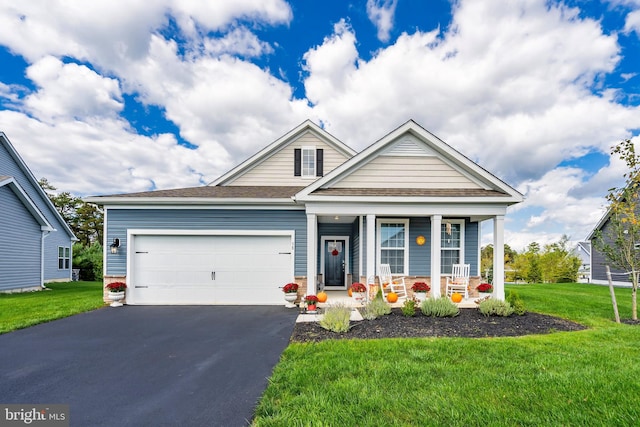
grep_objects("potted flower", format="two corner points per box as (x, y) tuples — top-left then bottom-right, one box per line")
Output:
(305, 295), (319, 312)
(282, 283), (299, 307)
(411, 282), (430, 302)
(106, 282), (126, 307)
(477, 283), (493, 294)
(350, 282), (366, 303)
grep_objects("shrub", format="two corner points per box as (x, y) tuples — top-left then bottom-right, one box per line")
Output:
(506, 290), (526, 315)
(319, 303), (351, 333)
(479, 299), (514, 317)
(420, 297), (459, 317)
(73, 242), (103, 281)
(361, 297), (392, 320)
(401, 299), (416, 317)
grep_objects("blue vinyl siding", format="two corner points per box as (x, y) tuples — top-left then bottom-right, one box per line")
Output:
(0, 186), (41, 290)
(106, 208), (307, 276)
(0, 138), (74, 282)
(464, 220), (479, 276)
(351, 220), (360, 279)
(409, 217), (430, 276)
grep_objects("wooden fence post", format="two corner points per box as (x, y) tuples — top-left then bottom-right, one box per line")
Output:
(606, 265), (621, 324)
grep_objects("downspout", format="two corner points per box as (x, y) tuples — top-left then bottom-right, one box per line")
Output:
(41, 230), (51, 289)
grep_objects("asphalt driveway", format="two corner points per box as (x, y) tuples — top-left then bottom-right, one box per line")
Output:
(0, 306), (298, 426)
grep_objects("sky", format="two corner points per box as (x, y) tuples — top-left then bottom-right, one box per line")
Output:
(0, 0), (639, 251)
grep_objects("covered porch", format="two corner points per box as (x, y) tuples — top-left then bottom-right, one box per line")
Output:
(303, 209), (506, 301)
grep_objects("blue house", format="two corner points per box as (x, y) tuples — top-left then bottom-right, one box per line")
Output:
(88, 120), (523, 305)
(0, 133), (76, 291)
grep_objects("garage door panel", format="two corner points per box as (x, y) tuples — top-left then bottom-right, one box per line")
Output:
(130, 234), (292, 305)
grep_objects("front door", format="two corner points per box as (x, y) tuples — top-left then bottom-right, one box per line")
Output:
(324, 239), (346, 288)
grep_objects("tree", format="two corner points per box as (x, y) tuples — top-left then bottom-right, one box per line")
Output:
(593, 139), (640, 320)
(39, 178), (103, 245)
(539, 235), (581, 283)
(480, 244), (519, 282)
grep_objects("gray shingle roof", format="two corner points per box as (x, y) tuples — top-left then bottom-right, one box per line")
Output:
(93, 185), (306, 199)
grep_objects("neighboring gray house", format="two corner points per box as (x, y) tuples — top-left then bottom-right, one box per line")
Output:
(572, 241), (591, 283)
(0, 133), (76, 291)
(88, 120), (523, 305)
(587, 210), (635, 286)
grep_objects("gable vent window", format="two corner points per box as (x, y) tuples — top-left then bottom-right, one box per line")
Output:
(294, 148), (324, 177)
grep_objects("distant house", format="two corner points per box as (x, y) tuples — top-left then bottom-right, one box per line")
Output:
(88, 120), (523, 305)
(572, 242), (591, 283)
(587, 212), (632, 286)
(0, 133), (76, 292)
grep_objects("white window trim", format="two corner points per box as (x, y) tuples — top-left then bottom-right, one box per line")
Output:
(441, 219), (465, 275)
(58, 246), (70, 270)
(301, 146), (316, 178)
(376, 219), (410, 275)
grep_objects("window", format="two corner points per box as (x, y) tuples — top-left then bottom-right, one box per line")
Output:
(378, 220), (409, 275)
(302, 148), (315, 177)
(441, 221), (464, 274)
(58, 246), (70, 270)
(294, 148), (323, 177)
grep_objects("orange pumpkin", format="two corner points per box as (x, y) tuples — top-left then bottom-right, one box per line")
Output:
(348, 288), (353, 297)
(317, 291), (328, 303)
(386, 292), (398, 303)
(451, 292), (463, 303)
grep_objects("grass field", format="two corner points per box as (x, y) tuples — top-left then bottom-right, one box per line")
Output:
(253, 283), (640, 426)
(0, 281), (104, 334)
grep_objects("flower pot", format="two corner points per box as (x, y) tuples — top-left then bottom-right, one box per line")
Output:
(307, 304), (317, 312)
(108, 291), (125, 307)
(284, 293), (297, 308)
(414, 292), (427, 302)
(352, 292), (366, 303)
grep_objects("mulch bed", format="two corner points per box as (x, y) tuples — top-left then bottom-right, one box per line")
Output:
(290, 308), (587, 343)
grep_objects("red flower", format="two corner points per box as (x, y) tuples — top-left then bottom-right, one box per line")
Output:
(305, 295), (319, 305)
(282, 283), (299, 293)
(350, 283), (366, 292)
(477, 283), (493, 292)
(106, 282), (126, 292)
(411, 282), (430, 292)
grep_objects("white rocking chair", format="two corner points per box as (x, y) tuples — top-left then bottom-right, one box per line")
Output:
(446, 264), (470, 299)
(378, 264), (408, 300)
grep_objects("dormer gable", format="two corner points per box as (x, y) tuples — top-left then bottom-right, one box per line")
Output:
(210, 120), (356, 187)
(296, 120), (523, 203)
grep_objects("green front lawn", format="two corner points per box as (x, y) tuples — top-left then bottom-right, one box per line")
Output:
(0, 281), (105, 334)
(253, 283), (640, 426)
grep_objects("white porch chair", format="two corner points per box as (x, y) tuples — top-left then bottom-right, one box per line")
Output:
(378, 264), (408, 300)
(446, 264), (470, 299)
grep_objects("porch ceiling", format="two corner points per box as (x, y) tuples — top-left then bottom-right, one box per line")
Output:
(317, 215), (357, 224)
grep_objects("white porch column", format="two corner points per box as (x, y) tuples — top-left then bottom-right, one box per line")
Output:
(430, 215), (442, 298)
(366, 214), (376, 285)
(306, 213), (317, 296)
(493, 215), (505, 300)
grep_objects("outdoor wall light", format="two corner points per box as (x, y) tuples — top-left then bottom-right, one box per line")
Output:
(110, 238), (120, 254)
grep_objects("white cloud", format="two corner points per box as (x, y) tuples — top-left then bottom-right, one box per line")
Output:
(366, 0), (398, 42)
(624, 9), (640, 36)
(23, 56), (123, 122)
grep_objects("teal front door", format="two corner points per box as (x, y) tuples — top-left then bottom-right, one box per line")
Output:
(324, 239), (346, 288)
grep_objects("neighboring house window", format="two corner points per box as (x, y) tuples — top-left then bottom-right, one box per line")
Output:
(294, 148), (324, 177)
(58, 246), (70, 270)
(378, 220), (409, 275)
(441, 221), (464, 275)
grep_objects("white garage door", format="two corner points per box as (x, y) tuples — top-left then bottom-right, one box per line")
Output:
(128, 233), (293, 305)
